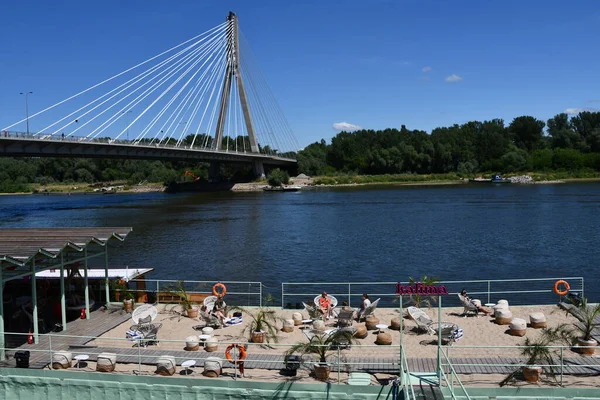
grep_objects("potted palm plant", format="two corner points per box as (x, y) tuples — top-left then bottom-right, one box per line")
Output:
(236, 308), (280, 344)
(500, 324), (572, 386)
(284, 330), (356, 381)
(565, 296), (600, 356)
(112, 279), (135, 312)
(167, 281), (198, 318)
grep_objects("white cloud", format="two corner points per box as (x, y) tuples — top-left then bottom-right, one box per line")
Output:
(564, 107), (597, 115)
(445, 74), (463, 83)
(333, 122), (362, 132)
(422, 66), (432, 72)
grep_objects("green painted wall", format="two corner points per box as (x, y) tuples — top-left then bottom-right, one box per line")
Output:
(0, 369), (397, 400)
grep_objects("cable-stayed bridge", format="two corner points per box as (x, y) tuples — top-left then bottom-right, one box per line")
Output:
(0, 12), (299, 177)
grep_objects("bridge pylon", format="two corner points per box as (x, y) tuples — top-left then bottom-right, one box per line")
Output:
(212, 12), (264, 179)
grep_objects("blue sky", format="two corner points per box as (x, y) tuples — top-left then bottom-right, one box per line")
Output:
(1, 0), (599, 148)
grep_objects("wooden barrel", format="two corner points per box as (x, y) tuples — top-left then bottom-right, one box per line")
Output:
(495, 309), (513, 325)
(203, 357), (222, 377)
(376, 332), (392, 345)
(282, 319), (294, 333)
(52, 351), (72, 369)
(313, 320), (325, 333)
(96, 352), (116, 372)
(202, 327), (214, 336)
(390, 317), (401, 330)
(205, 337), (219, 352)
(185, 335), (200, 351)
(365, 316), (379, 330)
(292, 312), (303, 326)
(156, 355), (176, 376)
(355, 324), (368, 339)
(509, 318), (527, 336)
(529, 312), (547, 329)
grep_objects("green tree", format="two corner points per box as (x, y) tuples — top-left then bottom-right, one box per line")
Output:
(267, 168), (289, 187)
(509, 116), (546, 152)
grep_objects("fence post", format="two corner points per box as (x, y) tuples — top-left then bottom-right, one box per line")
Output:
(259, 284), (262, 308)
(138, 339), (142, 374)
(560, 346), (564, 386)
(347, 283), (351, 307)
(156, 281), (160, 304)
(48, 334), (53, 368)
(337, 345), (341, 384)
(281, 283), (284, 309)
(487, 280), (491, 304)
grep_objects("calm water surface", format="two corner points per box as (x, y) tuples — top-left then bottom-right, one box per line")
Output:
(1, 183), (599, 299)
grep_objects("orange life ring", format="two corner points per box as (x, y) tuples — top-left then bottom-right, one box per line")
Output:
(225, 343), (246, 374)
(212, 283), (227, 297)
(554, 280), (570, 296)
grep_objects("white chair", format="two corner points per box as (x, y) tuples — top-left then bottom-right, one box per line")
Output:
(357, 298), (380, 322)
(458, 294), (479, 317)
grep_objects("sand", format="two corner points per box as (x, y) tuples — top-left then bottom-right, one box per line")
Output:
(80, 303), (600, 389)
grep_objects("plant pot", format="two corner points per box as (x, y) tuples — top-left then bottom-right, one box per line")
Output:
(313, 363), (330, 381)
(187, 307), (199, 319)
(123, 299), (133, 313)
(251, 330), (265, 343)
(577, 337), (598, 356)
(522, 366), (542, 383)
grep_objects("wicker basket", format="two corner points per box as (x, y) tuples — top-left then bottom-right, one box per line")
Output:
(355, 325), (368, 339)
(52, 351), (72, 369)
(156, 355), (176, 376)
(376, 332), (392, 345)
(96, 353), (116, 372)
(366, 316), (379, 330)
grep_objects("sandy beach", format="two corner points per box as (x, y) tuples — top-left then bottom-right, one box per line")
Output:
(82, 303), (600, 388)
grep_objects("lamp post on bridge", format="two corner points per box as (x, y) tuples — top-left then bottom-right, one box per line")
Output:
(19, 91), (33, 135)
(122, 110), (132, 142)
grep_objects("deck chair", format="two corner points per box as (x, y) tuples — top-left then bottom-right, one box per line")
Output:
(302, 302), (321, 319)
(131, 315), (162, 347)
(458, 294), (479, 317)
(407, 306), (434, 334)
(200, 309), (222, 329)
(337, 308), (355, 328)
(357, 298), (380, 322)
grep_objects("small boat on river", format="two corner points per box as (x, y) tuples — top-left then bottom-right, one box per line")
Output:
(469, 174), (511, 184)
(263, 185), (302, 192)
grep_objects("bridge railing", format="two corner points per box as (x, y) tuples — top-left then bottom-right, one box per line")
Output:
(280, 277), (584, 309)
(0, 130), (296, 160)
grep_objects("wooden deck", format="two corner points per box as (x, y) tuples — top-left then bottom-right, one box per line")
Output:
(0, 305), (131, 369)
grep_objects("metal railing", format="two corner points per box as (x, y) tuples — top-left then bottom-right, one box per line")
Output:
(0, 331), (398, 385)
(0, 130), (296, 161)
(281, 277), (585, 309)
(127, 279), (263, 307)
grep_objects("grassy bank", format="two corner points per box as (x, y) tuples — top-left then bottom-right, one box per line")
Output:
(312, 171), (600, 186)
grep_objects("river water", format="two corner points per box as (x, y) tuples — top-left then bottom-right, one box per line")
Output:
(1, 182), (599, 301)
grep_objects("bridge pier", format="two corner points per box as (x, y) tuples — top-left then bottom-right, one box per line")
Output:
(253, 160), (265, 179)
(209, 161), (221, 182)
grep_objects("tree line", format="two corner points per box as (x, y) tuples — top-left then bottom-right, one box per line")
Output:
(297, 112), (600, 177)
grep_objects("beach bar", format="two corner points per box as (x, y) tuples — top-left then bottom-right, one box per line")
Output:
(0, 227), (132, 359)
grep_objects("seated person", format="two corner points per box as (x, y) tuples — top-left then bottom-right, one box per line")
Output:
(460, 289), (492, 315)
(356, 293), (371, 319)
(317, 292), (333, 321)
(212, 295), (227, 326)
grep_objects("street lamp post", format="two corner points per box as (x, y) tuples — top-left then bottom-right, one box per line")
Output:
(20, 91), (33, 135)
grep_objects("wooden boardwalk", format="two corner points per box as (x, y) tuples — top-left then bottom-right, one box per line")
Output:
(25, 341), (600, 377)
(1, 306), (131, 369)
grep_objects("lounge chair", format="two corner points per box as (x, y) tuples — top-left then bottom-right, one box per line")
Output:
(357, 298), (380, 322)
(407, 306), (435, 334)
(130, 315), (162, 347)
(302, 302), (321, 320)
(204, 296), (227, 312)
(199, 309), (222, 329)
(458, 294), (479, 317)
(313, 295), (339, 317)
(336, 308), (355, 328)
